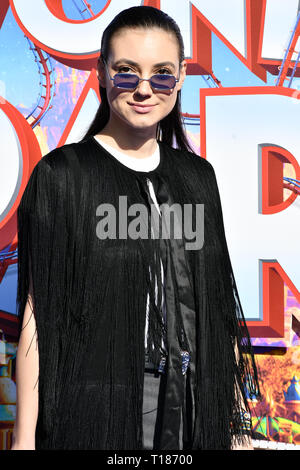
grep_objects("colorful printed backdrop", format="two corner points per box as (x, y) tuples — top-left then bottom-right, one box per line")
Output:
(1, 1), (300, 451)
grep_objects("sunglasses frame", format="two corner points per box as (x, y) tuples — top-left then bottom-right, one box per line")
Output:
(101, 58), (180, 91)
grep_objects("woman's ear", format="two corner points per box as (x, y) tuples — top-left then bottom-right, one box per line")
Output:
(177, 60), (187, 92)
(97, 57), (106, 88)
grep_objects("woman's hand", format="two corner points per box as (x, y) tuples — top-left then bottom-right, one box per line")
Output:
(231, 435), (254, 450)
(10, 442), (35, 450)
(10, 435), (35, 450)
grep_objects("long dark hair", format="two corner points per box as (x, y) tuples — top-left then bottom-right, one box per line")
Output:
(80, 5), (195, 153)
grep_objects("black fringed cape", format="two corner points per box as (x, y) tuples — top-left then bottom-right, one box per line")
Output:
(16, 136), (261, 450)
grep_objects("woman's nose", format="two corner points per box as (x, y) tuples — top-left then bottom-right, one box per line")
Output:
(134, 78), (153, 95)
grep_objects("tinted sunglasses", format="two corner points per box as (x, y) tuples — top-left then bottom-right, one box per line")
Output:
(102, 59), (180, 91)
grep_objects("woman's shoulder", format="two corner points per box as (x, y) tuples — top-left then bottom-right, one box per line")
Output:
(26, 141), (89, 205)
(19, 140), (93, 219)
(32, 139), (95, 189)
(39, 140), (85, 171)
(160, 141), (214, 173)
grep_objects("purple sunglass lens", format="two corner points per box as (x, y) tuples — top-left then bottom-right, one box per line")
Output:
(150, 75), (176, 89)
(113, 73), (139, 88)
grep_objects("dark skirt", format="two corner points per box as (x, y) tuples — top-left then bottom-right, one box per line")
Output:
(142, 368), (184, 450)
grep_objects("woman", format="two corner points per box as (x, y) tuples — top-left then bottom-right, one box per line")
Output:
(13, 6), (261, 450)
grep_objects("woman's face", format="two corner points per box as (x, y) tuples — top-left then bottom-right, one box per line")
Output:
(97, 27), (187, 135)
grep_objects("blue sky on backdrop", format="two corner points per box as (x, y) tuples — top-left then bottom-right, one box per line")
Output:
(1, 1), (300, 135)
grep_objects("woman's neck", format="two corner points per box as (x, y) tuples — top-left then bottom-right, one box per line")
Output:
(95, 120), (158, 159)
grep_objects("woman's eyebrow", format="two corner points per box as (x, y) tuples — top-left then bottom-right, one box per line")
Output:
(113, 58), (176, 70)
